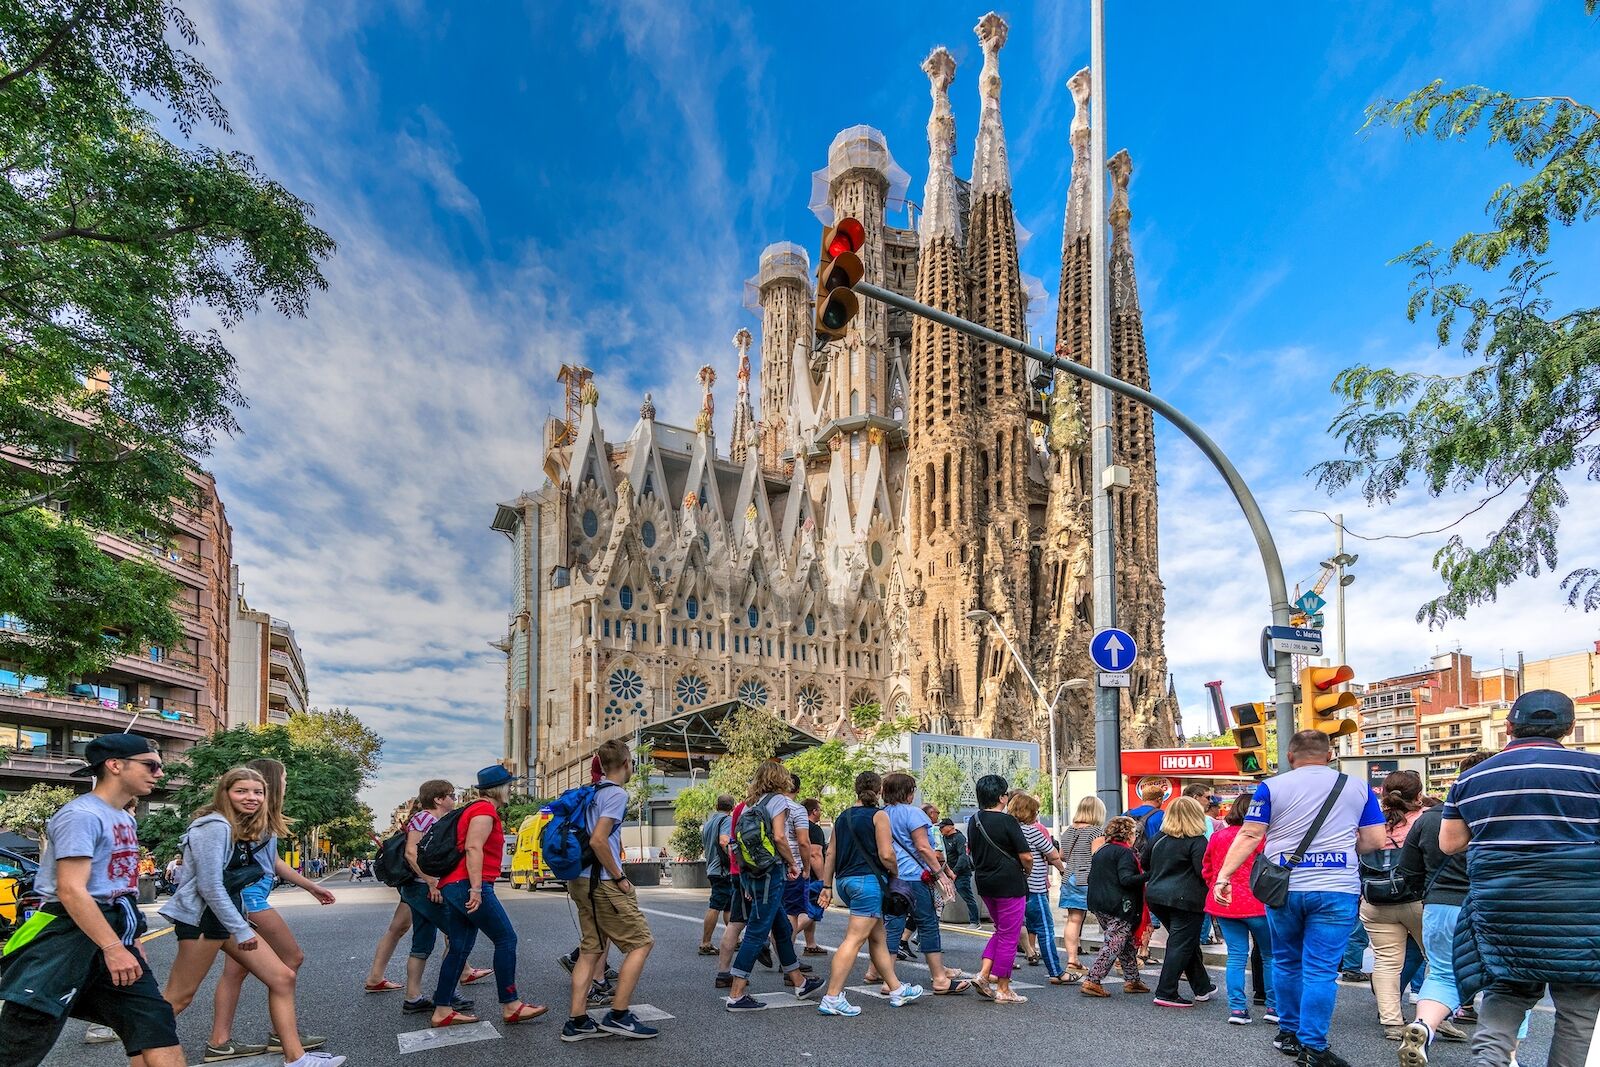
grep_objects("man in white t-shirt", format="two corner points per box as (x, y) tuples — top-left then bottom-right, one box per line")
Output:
(1214, 730), (1384, 1067)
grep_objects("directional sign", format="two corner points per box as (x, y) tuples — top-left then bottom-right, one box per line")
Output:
(1295, 591), (1327, 616)
(1269, 625), (1323, 656)
(1090, 628), (1138, 673)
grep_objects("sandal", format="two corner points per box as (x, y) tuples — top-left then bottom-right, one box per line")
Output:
(364, 978), (403, 993)
(1026, 954), (1042, 967)
(1049, 973), (1084, 985)
(502, 1003), (548, 1025)
(698, 944), (718, 955)
(933, 979), (972, 995)
(431, 1009), (479, 1028)
(461, 966), (493, 985)
(995, 990), (1029, 1004)
(802, 946), (829, 956)
(974, 978), (997, 1000)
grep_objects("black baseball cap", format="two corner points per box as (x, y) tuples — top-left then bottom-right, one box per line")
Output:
(72, 733), (155, 776)
(938, 818), (955, 828)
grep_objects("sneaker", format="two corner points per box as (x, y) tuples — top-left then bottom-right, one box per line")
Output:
(1398, 1021), (1431, 1067)
(1453, 1006), (1478, 1024)
(1408, 989), (1422, 1003)
(1434, 1019), (1467, 1042)
(714, 971), (734, 989)
(1274, 1030), (1303, 1057)
(560, 1016), (610, 1043)
(1228, 1010), (1252, 1025)
(793, 976), (826, 1000)
(605, 966), (619, 982)
(1336, 970), (1371, 985)
(204, 1041), (270, 1062)
(1384, 1025), (1407, 1041)
(889, 983), (923, 1007)
(1154, 995), (1194, 1008)
(1298, 1046), (1350, 1067)
(1080, 980), (1109, 997)
(284, 1056), (345, 1067)
(1264, 1008), (1281, 1024)
(1193, 989), (1215, 1002)
(818, 993), (861, 1017)
(796, 961), (814, 973)
(896, 944), (918, 962)
(84, 1025), (117, 1045)
(559, 953), (577, 974)
(597, 1010), (659, 1039)
(587, 987), (615, 1008)
(726, 994), (768, 1012)
(269, 1033), (327, 1053)
(1124, 979), (1152, 994)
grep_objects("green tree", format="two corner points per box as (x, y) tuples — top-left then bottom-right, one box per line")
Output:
(0, 782), (73, 839)
(0, 1), (335, 681)
(667, 819), (703, 862)
(672, 782), (716, 827)
(786, 713), (916, 818)
(917, 755), (963, 816)
(708, 706), (791, 799)
(1318, 32), (1600, 626)
(285, 708), (383, 783)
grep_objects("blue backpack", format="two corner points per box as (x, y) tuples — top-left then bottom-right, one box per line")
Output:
(540, 781), (623, 882)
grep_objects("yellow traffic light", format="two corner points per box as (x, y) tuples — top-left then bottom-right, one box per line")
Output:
(1299, 664), (1360, 738)
(815, 218), (865, 338)
(1229, 702), (1270, 778)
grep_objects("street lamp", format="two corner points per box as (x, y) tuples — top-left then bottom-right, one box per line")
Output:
(967, 609), (1089, 838)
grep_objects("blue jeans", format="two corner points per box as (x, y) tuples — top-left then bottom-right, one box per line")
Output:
(1416, 903), (1461, 1010)
(1341, 922), (1368, 970)
(1401, 936), (1425, 994)
(732, 873), (800, 980)
(884, 881), (942, 956)
(400, 880), (446, 959)
(433, 881), (519, 1005)
(1218, 915), (1275, 1014)
(954, 872), (982, 922)
(1266, 891), (1359, 1052)
(1024, 892), (1063, 977)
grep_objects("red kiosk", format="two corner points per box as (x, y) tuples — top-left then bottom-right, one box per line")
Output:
(1120, 747), (1258, 811)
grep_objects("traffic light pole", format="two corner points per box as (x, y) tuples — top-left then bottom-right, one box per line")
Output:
(851, 278), (1301, 773)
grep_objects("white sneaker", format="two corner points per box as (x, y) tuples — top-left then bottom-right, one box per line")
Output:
(83, 1024), (117, 1044)
(889, 983), (923, 1007)
(286, 1054), (346, 1067)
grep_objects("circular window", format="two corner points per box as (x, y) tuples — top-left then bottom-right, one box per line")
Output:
(747, 605), (759, 628)
(582, 509), (598, 537)
(870, 541), (884, 566)
(686, 595), (699, 620)
(608, 668), (644, 701)
(674, 674), (708, 711)
(804, 614), (816, 637)
(619, 585), (633, 610)
(737, 679), (769, 708)
(641, 521), (657, 548)
(797, 684), (825, 719)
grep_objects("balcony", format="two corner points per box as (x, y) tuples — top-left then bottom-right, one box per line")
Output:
(0, 684), (205, 740)
(0, 746), (85, 785)
(268, 678), (306, 714)
(109, 648), (204, 690)
(96, 530), (206, 586)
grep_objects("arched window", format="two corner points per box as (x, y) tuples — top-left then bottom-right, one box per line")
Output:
(641, 521), (657, 548)
(686, 595), (699, 620)
(850, 390), (860, 416)
(747, 605), (759, 628)
(618, 584), (634, 610)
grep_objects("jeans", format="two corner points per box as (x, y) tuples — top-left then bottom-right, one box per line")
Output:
(980, 895), (1026, 980)
(1416, 903), (1461, 1010)
(1218, 915), (1274, 1013)
(1266, 890), (1359, 1052)
(433, 881), (519, 1006)
(1023, 892), (1063, 977)
(953, 873), (982, 923)
(400, 880), (446, 959)
(1147, 903), (1214, 1001)
(731, 873), (800, 980)
(1341, 921), (1368, 971)
(884, 880), (942, 956)
(1474, 981), (1600, 1067)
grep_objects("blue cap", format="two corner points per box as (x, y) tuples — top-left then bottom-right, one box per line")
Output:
(1508, 689), (1574, 731)
(476, 764), (515, 791)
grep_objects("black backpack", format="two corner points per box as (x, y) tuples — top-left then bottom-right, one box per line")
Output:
(374, 825), (414, 887)
(1130, 807), (1162, 852)
(415, 806), (469, 878)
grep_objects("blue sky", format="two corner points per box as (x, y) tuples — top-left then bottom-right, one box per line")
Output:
(182, 2), (1600, 815)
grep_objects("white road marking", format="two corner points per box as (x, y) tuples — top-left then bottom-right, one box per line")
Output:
(396, 1020), (503, 1054)
(589, 1003), (674, 1023)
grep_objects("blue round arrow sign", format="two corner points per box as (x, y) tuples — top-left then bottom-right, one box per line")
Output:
(1090, 628), (1138, 673)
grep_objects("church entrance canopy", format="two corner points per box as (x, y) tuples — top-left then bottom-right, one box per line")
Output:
(637, 701), (824, 776)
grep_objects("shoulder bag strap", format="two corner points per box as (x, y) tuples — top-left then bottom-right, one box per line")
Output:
(1283, 773), (1348, 870)
(845, 809), (890, 886)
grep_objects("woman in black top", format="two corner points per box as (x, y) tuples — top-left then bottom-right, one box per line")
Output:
(966, 774), (1033, 1004)
(1140, 796), (1215, 1008)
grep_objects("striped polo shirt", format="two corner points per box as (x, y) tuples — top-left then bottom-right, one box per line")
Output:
(1441, 737), (1600, 849)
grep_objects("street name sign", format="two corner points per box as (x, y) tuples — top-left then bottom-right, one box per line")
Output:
(1268, 625), (1323, 656)
(1098, 671), (1131, 688)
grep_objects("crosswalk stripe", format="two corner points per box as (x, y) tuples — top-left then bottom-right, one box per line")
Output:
(396, 1020), (503, 1054)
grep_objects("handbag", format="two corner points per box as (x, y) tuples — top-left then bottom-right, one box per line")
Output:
(1248, 773), (1348, 909)
(1359, 826), (1426, 905)
(844, 810), (910, 916)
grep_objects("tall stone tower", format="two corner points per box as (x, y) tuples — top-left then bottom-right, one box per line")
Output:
(752, 241), (810, 471)
(904, 47), (983, 733)
(730, 328), (755, 466)
(964, 12), (1035, 736)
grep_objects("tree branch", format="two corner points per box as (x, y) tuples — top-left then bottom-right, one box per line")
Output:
(25, 221), (213, 247)
(0, 4), (96, 91)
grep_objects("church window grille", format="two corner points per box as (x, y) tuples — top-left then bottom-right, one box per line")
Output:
(641, 522), (657, 548)
(582, 509), (598, 537)
(686, 595), (699, 620)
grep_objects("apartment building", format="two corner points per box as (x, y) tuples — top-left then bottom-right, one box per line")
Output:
(226, 566), (308, 728)
(1419, 703), (1507, 793)
(0, 469), (231, 792)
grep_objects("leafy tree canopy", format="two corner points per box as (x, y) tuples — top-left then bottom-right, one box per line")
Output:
(285, 707), (383, 783)
(0, 0), (334, 680)
(916, 755), (963, 818)
(0, 782), (73, 838)
(1316, 47), (1600, 626)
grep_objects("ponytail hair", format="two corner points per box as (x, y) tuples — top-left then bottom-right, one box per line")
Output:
(854, 771), (882, 808)
(1380, 769), (1423, 829)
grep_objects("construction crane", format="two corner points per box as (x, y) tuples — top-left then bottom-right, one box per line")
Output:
(1289, 562), (1336, 627)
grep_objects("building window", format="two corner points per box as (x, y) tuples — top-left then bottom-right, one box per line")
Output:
(686, 595), (699, 620)
(641, 521), (657, 548)
(619, 584), (634, 610)
(805, 614), (816, 637)
(581, 509), (598, 537)
(859, 622), (868, 642)
(797, 684), (825, 720)
(870, 541), (883, 566)
(747, 605), (759, 628)
(737, 679), (769, 708)
(674, 673), (709, 712)
(149, 646), (163, 663)
(850, 391), (860, 416)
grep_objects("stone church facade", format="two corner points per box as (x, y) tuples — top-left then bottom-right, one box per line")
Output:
(495, 14), (1179, 795)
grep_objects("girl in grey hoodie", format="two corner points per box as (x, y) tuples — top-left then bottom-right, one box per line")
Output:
(158, 767), (344, 1067)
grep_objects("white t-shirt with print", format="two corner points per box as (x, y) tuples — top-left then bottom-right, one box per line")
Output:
(1247, 765), (1383, 894)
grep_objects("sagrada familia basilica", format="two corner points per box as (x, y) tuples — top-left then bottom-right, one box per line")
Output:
(495, 13), (1180, 793)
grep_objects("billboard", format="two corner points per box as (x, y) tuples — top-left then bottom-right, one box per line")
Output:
(908, 733), (1040, 812)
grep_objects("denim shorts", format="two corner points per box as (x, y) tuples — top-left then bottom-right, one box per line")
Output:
(1058, 872), (1088, 911)
(708, 874), (734, 913)
(835, 875), (883, 918)
(240, 875), (274, 913)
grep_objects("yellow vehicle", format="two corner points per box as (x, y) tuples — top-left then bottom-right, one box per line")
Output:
(509, 810), (557, 890)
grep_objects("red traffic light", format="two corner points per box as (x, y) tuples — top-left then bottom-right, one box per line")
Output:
(815, 217), (866, 339)
(826, 218), (865, 259)
(1306, 664), (1354, 692)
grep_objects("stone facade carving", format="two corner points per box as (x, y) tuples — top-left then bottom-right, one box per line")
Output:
(506, 14), (1176, 794)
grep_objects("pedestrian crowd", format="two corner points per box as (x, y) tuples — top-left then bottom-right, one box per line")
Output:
(2, 688), (1595, 1067)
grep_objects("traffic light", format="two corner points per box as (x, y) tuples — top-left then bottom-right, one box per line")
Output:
(1299, 664), (1360, 738)
(815, 217), (865, 338)
(1229, 702), (1270, 778)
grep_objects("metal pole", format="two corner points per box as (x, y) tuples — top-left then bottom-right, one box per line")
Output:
(979, 613), (1061, 839)
(1335, 513), (1347, 666)
(1086, 0), (1124, 821)
(852, 277), (1300, 772)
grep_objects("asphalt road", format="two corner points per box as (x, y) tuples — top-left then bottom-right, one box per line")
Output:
(40, 879), (1560, 1067)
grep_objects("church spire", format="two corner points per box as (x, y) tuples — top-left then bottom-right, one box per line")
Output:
(971, 12), (1011, 195)
(730, 329), (754, 465)
(919, 47), (961, 245)
(1108, 149), (1141, 315)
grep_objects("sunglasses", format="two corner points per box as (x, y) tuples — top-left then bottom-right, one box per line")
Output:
(125, 758), (164, 772)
